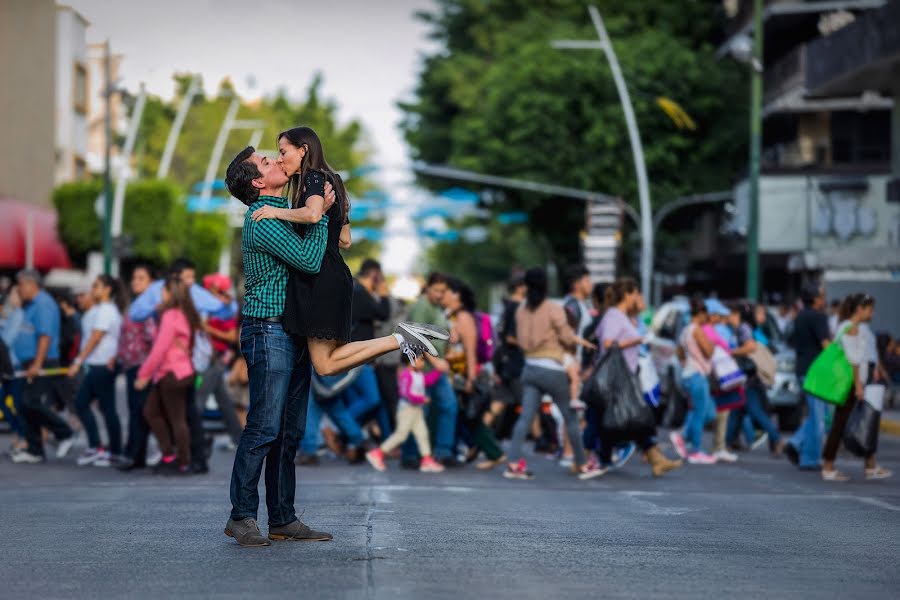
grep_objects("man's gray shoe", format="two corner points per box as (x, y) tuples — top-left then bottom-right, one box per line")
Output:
(268, 519), (333, 542)
(224, 518), (271, 547)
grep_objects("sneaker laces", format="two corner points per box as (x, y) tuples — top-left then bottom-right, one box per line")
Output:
(400, 341), (426, 365)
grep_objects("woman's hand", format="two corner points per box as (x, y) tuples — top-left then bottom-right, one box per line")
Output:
(134, 377), (150, 391)
(67, 362), (82, 378)
(251, 205), (283, 222)
(464, 379), (474, 395)
(855, 381), (865, 400)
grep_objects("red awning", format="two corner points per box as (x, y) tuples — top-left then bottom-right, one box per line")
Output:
(0, 199), (72, 271)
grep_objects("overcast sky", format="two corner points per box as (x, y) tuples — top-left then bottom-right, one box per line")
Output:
(66, 0), (440, 273)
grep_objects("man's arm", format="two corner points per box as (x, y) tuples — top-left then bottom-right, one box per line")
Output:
(189, 284), (230, 319)
(254, 216), (329, 274)
(128, 280), (163, 322)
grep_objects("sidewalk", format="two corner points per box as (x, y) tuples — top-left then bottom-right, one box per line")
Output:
(882, 409), (900, 437)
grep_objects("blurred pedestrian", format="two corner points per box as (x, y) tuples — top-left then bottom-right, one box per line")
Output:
(669, 297), (718, 464)
(9, 270), (75, 464)
(821, 294), (891, 481)
(785, 286), (830, 469)
(366, 353), (448, 473)
(0, 287), (26, 453)
(404, 272), (458, 466)
(594, 278), (682, 476)
(136, 277), (200, 474)
(443, 277), (506, 470)
(69, 275), (126, 467)
(505, 268), (602, 480)
(117, 264), (157, 471)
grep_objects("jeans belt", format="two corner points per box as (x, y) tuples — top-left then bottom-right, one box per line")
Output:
(252, 316), (282, 323)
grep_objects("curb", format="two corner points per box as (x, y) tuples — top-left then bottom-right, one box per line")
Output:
(881, 418), (900, 437)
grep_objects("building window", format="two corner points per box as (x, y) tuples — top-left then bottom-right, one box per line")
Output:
(73, 62), (88, 115)
(74, 156), (87, 180)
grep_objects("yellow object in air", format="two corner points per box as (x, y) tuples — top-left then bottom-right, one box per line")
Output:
(656, 97), (697, 131)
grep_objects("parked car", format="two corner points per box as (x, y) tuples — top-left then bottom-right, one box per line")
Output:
(645, 297), (803, 430)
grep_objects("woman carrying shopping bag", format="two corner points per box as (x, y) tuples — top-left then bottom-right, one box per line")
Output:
(821, 294), (892, 482)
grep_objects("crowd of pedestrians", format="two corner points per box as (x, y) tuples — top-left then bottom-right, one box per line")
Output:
(0, 258), (894, 484)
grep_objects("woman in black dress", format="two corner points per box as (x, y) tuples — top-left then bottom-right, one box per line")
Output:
(251, 126), (447, 374)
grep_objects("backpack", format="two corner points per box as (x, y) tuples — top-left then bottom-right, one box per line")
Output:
(563, 296), (583, 332)
(474, 311), (495, 364)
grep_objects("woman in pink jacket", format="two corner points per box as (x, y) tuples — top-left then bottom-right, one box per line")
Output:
(135, 277), (201, 473)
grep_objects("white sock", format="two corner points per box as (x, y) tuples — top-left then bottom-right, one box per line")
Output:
(393, 333), (404, 346)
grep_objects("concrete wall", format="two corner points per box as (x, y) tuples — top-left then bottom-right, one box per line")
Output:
(55, 6), (89, 183)
(734, 174), (900, 253)
(0, 0), (56, 206)
(824, 277), (900, 337)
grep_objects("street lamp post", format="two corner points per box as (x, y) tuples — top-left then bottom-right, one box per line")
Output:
(552, 5), (654, 300)
(158, 74), (201, 179)
(102, 39), (113, 275)
(746, 0), (764, 301)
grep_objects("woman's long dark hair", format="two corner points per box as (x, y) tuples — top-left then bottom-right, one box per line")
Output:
(162, 276), (203, 350)
(95, 274), (128, 313)
(445, 277), (476, 314)
(277, 126), (350, 223)
(523, 267), (547, 312)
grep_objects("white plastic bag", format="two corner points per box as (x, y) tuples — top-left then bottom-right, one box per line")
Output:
(711, 346), (746, 391)
(864, 384), (885, 412)
(638, 355), (661, 407)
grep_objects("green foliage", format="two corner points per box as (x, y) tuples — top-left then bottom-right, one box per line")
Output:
(52, 180), (103, 260)
(401, 0), (747, 281)
(53, 178), (227, 272)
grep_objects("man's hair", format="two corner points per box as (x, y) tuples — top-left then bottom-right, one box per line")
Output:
(800, 284), (822, 307)
(563, 264), (590, 292)
(506, 273), (525, 294)
(426, 272), (448, 288)
(169, 257), (196, 278)
(16, 268), (42, 287)
(358, 258), (382, 278)
(225, 146), (261, 206)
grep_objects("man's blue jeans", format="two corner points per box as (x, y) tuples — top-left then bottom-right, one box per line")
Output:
(682, 372), (713, 452)
(230, 319), (311, 526)
(344, 364), (391, 437)
(74, 365), (121, 454)
(400, 373), (459, 462)
(300, 390), (365, 456)
(789, 379), (826, 468)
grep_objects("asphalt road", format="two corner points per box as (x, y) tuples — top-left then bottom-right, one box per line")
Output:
(2, 431), (899, 599)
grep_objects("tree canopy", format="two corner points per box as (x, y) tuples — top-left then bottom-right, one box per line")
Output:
(401, 0), (747, 284)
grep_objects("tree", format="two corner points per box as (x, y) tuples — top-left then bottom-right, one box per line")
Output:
(400, 0), (747, 282)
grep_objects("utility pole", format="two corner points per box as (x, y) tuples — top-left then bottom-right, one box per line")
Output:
(110, 84), (147, 276)
(102, 39), (113, 275)
(746, 0), (764, 300)
(552, 5), (654, 300)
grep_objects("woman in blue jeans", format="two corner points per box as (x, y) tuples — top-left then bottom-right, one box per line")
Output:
(670, 297), (718, 464)
(723, 303), (784, 455)
(68, 275), (127, 467)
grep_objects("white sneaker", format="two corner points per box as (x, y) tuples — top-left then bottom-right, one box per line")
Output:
(686, 451), (718, 465)
(11, 449), (44, 464)
(93, 451), (114, 467)
(56, 436), (75, 459)
(146, 449), (162, 467)
(750, 432), (769, 451)
(558, 457), (574, 469)
(76, 447), (105, 466)
(713, 449), (739, 463)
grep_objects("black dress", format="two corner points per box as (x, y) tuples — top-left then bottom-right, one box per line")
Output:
(282, 169), (353, 342)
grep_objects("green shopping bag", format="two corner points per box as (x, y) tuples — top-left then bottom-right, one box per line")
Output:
(802, 334), (853, 406)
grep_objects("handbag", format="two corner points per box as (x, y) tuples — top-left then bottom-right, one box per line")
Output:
(802, 329), (853, 406)
(747, 344), (776, 387)
(710, 346), (746, 392)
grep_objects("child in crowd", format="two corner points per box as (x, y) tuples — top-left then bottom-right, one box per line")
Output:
(366, 353), (450, 473)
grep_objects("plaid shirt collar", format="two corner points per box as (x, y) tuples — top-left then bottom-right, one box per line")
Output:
(257, 195), (288, 208)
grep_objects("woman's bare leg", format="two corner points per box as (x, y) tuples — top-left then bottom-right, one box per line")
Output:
(308, 336), (400, 376)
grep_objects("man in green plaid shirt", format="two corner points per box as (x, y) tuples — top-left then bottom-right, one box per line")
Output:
(222, 146), (335, 547)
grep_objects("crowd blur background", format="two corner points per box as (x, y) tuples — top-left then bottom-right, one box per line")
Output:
(0, 0), (899, 475)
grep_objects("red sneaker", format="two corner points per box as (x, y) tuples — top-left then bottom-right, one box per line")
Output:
(419, 456), (445, 473)
(365, 448), (387, 472)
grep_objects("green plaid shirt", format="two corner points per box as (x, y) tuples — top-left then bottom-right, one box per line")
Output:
(241, 195), (329, 318)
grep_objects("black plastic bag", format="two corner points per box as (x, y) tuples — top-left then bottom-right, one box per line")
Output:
(585, 346), (656, 444)
(658, 385), (688, 430)
(842, 401), (880, 457)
